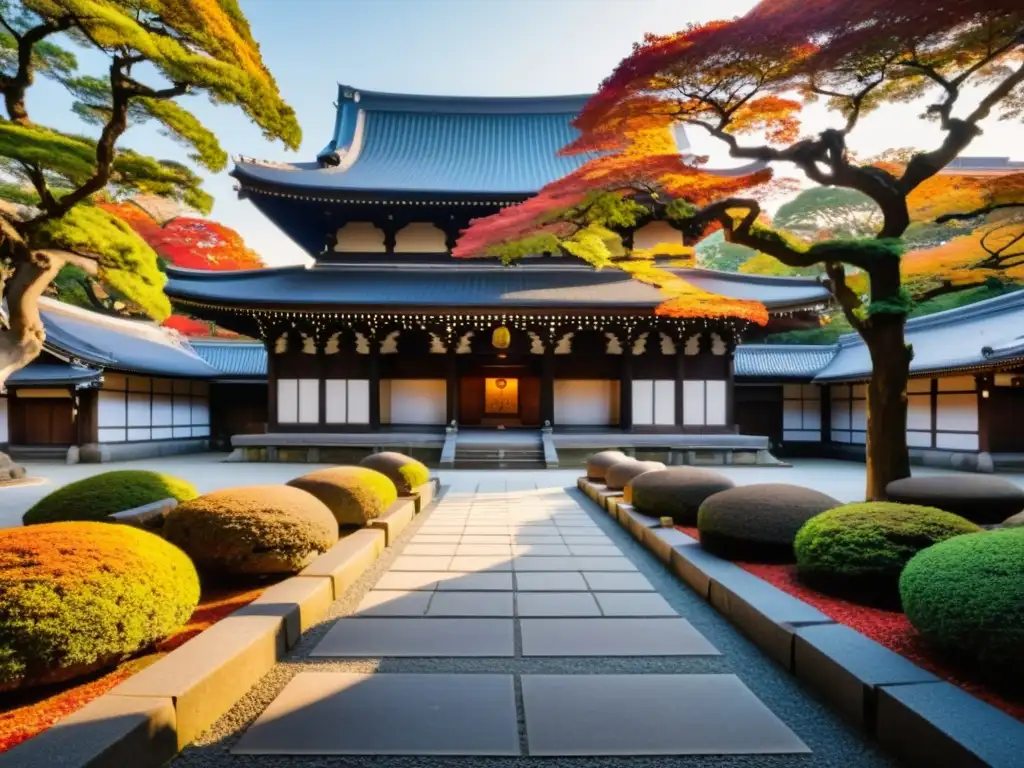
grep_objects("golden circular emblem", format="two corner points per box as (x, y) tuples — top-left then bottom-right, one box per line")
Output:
(492, 326), (511, 349)
(495, 378), (507, 390)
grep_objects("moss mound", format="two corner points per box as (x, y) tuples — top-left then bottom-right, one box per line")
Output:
(605, 460), (665, 491)
(586, 450), (627, 481)
(359, 452), (429, 495)
(900, 528), (1024, 679)
(0, 522), (199, 691)
(288, 467), (398, 526)
(886, 475), (1024, 525)
(794, 502), (982, 604)
(164, 485), (338, 576)
(697, 484), (840, 562)
(628, 467), (734, 526)
(23, 470), (198, 525)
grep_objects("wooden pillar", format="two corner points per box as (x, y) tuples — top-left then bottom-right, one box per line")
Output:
(821, 384), (832, 444)
(726, 348), (736, 432)
(369, 333), (381, 430)
(620, 349), (633, 430)
(75, 388), (98, 446)
(675, 346), (686, 429)
(541, 346), (555, 426)
(266, 338), (279, 430)
(446, 347), (459, 424)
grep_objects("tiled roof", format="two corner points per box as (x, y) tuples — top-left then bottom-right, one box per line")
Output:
(734, 345), (838, 380)
(165, 262), (830, 313)
(7, 359), (100, 387)
(192, 340), (267, 377)
(39, 298), (220, 379)
(814, 289), (1024, 382)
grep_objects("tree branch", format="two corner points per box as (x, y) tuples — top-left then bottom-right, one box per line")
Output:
(935, 201), (1024, 223)
(1, 16), (74, 123)
(824, 262), (865, 333)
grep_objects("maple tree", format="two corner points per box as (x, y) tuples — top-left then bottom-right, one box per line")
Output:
(0, 0), (299, 400)
(456, 0), (1024, 500)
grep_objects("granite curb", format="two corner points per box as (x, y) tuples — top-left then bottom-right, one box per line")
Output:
(2, 481), (442, 768)
(578, 476), (1024, 768)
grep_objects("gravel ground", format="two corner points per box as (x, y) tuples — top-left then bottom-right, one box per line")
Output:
(171, 483), (896, 768)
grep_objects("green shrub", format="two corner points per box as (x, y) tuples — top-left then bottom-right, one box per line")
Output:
(23, 470), (198, 525)
(0, 522), (199, 691)
(163, 485), (338, 576)
(794, 502), (981, 604)
(288, 466), (398, 526)
(900, 528), (1024, 679)
(697, 484), (840, 562)
(359, 452), (429, 495)
(628, 467), (734, 525)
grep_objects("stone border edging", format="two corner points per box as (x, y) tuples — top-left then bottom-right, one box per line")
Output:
(577, 477), (1024, 768)
(2, 481), (444, 768)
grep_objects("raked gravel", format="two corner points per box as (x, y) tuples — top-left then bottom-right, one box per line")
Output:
(172, 484), (895, 768)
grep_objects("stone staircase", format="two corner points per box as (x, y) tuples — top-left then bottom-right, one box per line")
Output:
(451, 430), (548, 469)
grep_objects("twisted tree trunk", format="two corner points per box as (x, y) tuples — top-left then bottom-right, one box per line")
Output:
(863, 314), (912, 500)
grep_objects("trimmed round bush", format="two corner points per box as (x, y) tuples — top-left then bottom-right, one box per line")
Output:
(794, 502), (982, 603)
(23, 470), (198, 525)
(605, 460), (665, 492)
(164, 485), (338, 576)
(697, 484), (840, 562)
(0, 522), (199, 691)
(628, 467), (734, 526)
(885, 475), (1024, 525)
(358, 452), (429, 495)
(288, 466), (398, 526)
(900, 528), (1024, 677)
(586, 450), (627, 481)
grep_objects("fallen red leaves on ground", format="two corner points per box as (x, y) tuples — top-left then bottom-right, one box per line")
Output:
(676, 526), (1024, 723)
(0, 585), (266, 753)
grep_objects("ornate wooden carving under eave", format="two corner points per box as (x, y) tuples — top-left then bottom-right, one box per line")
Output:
(354, 331), (371, 355)
(605, 332), (623, 355)
(428, 332), (448, 354)
(554, 332), (574, 355)
(684, 333), (702, 356)
(659, 332), (677, 356)
(325, 332), (341, 355)
(273, 334), (288, 354)
(380, 330), (400, 354)
(334, 222), (386, 253)
(300, 332), (317, 355)
(710, 332), (728, 356)
(632, 332), (648, 356)
(528, 331), (545, 355)
(455, 331), (475, 354)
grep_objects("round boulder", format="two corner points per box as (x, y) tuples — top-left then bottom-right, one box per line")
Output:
(358, 452), (429, 495)
(697, 484), (840, 562)
(605, 460), (666, 492)
(900, 527), (1023, 679)
(586, 450), (628, 481)
(0, 522), (199, 691)
(1003, 510), (1024, 527)
(289, 466), (398, 526)
(886, 475), (1024, 525)
(164, 485), (339, 577)
(628, 467), (735, 526)
(794, 502), (981, 605)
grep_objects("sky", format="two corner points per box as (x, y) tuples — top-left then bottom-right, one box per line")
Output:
(22, 0), (1024, 267)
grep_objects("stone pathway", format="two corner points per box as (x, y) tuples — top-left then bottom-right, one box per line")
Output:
(175, 477), (894, 766)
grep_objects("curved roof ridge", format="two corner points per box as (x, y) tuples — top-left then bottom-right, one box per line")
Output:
(335, 83), (593, 115)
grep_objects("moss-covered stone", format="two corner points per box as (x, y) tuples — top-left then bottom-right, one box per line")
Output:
(794, 502), (981, 604)
(288, 466), (398, 526)
(628, 467), (734, 526)
(358, 452), (429, 495)
(586, 450), (628, 481)
(900, 527), (1024, 680)
(0, 522), (199, 691)
(604, 460), (665, 491)
(22, 470), (198, 525)
(697, 484), (840, 562)
(164, 485), (338, 577)
(886, 475), (1024, 525)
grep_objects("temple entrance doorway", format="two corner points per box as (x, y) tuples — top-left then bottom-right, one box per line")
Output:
(458, 363), (541, 428)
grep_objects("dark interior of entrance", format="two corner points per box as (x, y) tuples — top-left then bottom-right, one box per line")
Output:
(459, 364), (541, 427)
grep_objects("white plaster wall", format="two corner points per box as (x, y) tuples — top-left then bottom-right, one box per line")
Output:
(654, 380), (676, 425)
(908, 378), (932, 393)
(0, 397), (8, 444)
(127, 393), (150, 427)
(325, 379), (347, 424)
(936, 394), (978, 432)
(907, 394), (932, 430)
(277, 379), (298, 423)
(152, 395), (173, 427)
(388, 379), (446, 425)
(99, 427), (126, 443)
(682, 380), (705, 426)
(298, 379), (320, 424)
(937, 432), (979, 450)
(705, 380), (727, 425)
(554, 380), (619, 426)
(632, 380), (654, 426)
(348, 380), (370, 424)
(98, 390), (126, 427)
(938, 376), (975, 392)
(783, 399), (804, 429)
(907, 431), (933, 448)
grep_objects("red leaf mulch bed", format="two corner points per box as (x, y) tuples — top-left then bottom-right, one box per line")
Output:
(676, 526), (1024, 724)
(0, 584), (268, 754)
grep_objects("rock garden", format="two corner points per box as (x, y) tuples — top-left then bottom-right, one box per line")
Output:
(580, 454), (1024, 725)
(0, 454), (434, 754)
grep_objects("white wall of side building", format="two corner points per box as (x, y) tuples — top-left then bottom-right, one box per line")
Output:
(98, 373), (209, 444)
(381, 379), (447, 425)
(554, 380), (620, 426)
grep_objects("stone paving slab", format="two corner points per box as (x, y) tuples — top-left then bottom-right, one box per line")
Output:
(427, 592), (515, 617)
(234, 673), (520, 756)
(435, 572), (515, 591)
(513, 556), (637, 572)
(516, 592), (602, 617)
(391, 555), (453, 571)
(520, 618), (720, 656)
(594, 592), (677, 617)
(521, 674), (809, 756)
(354, 590), (432, 617)
(582, 571), (656, 592)
(515, 572), (589, 591)
(313, 618), (515, 657)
